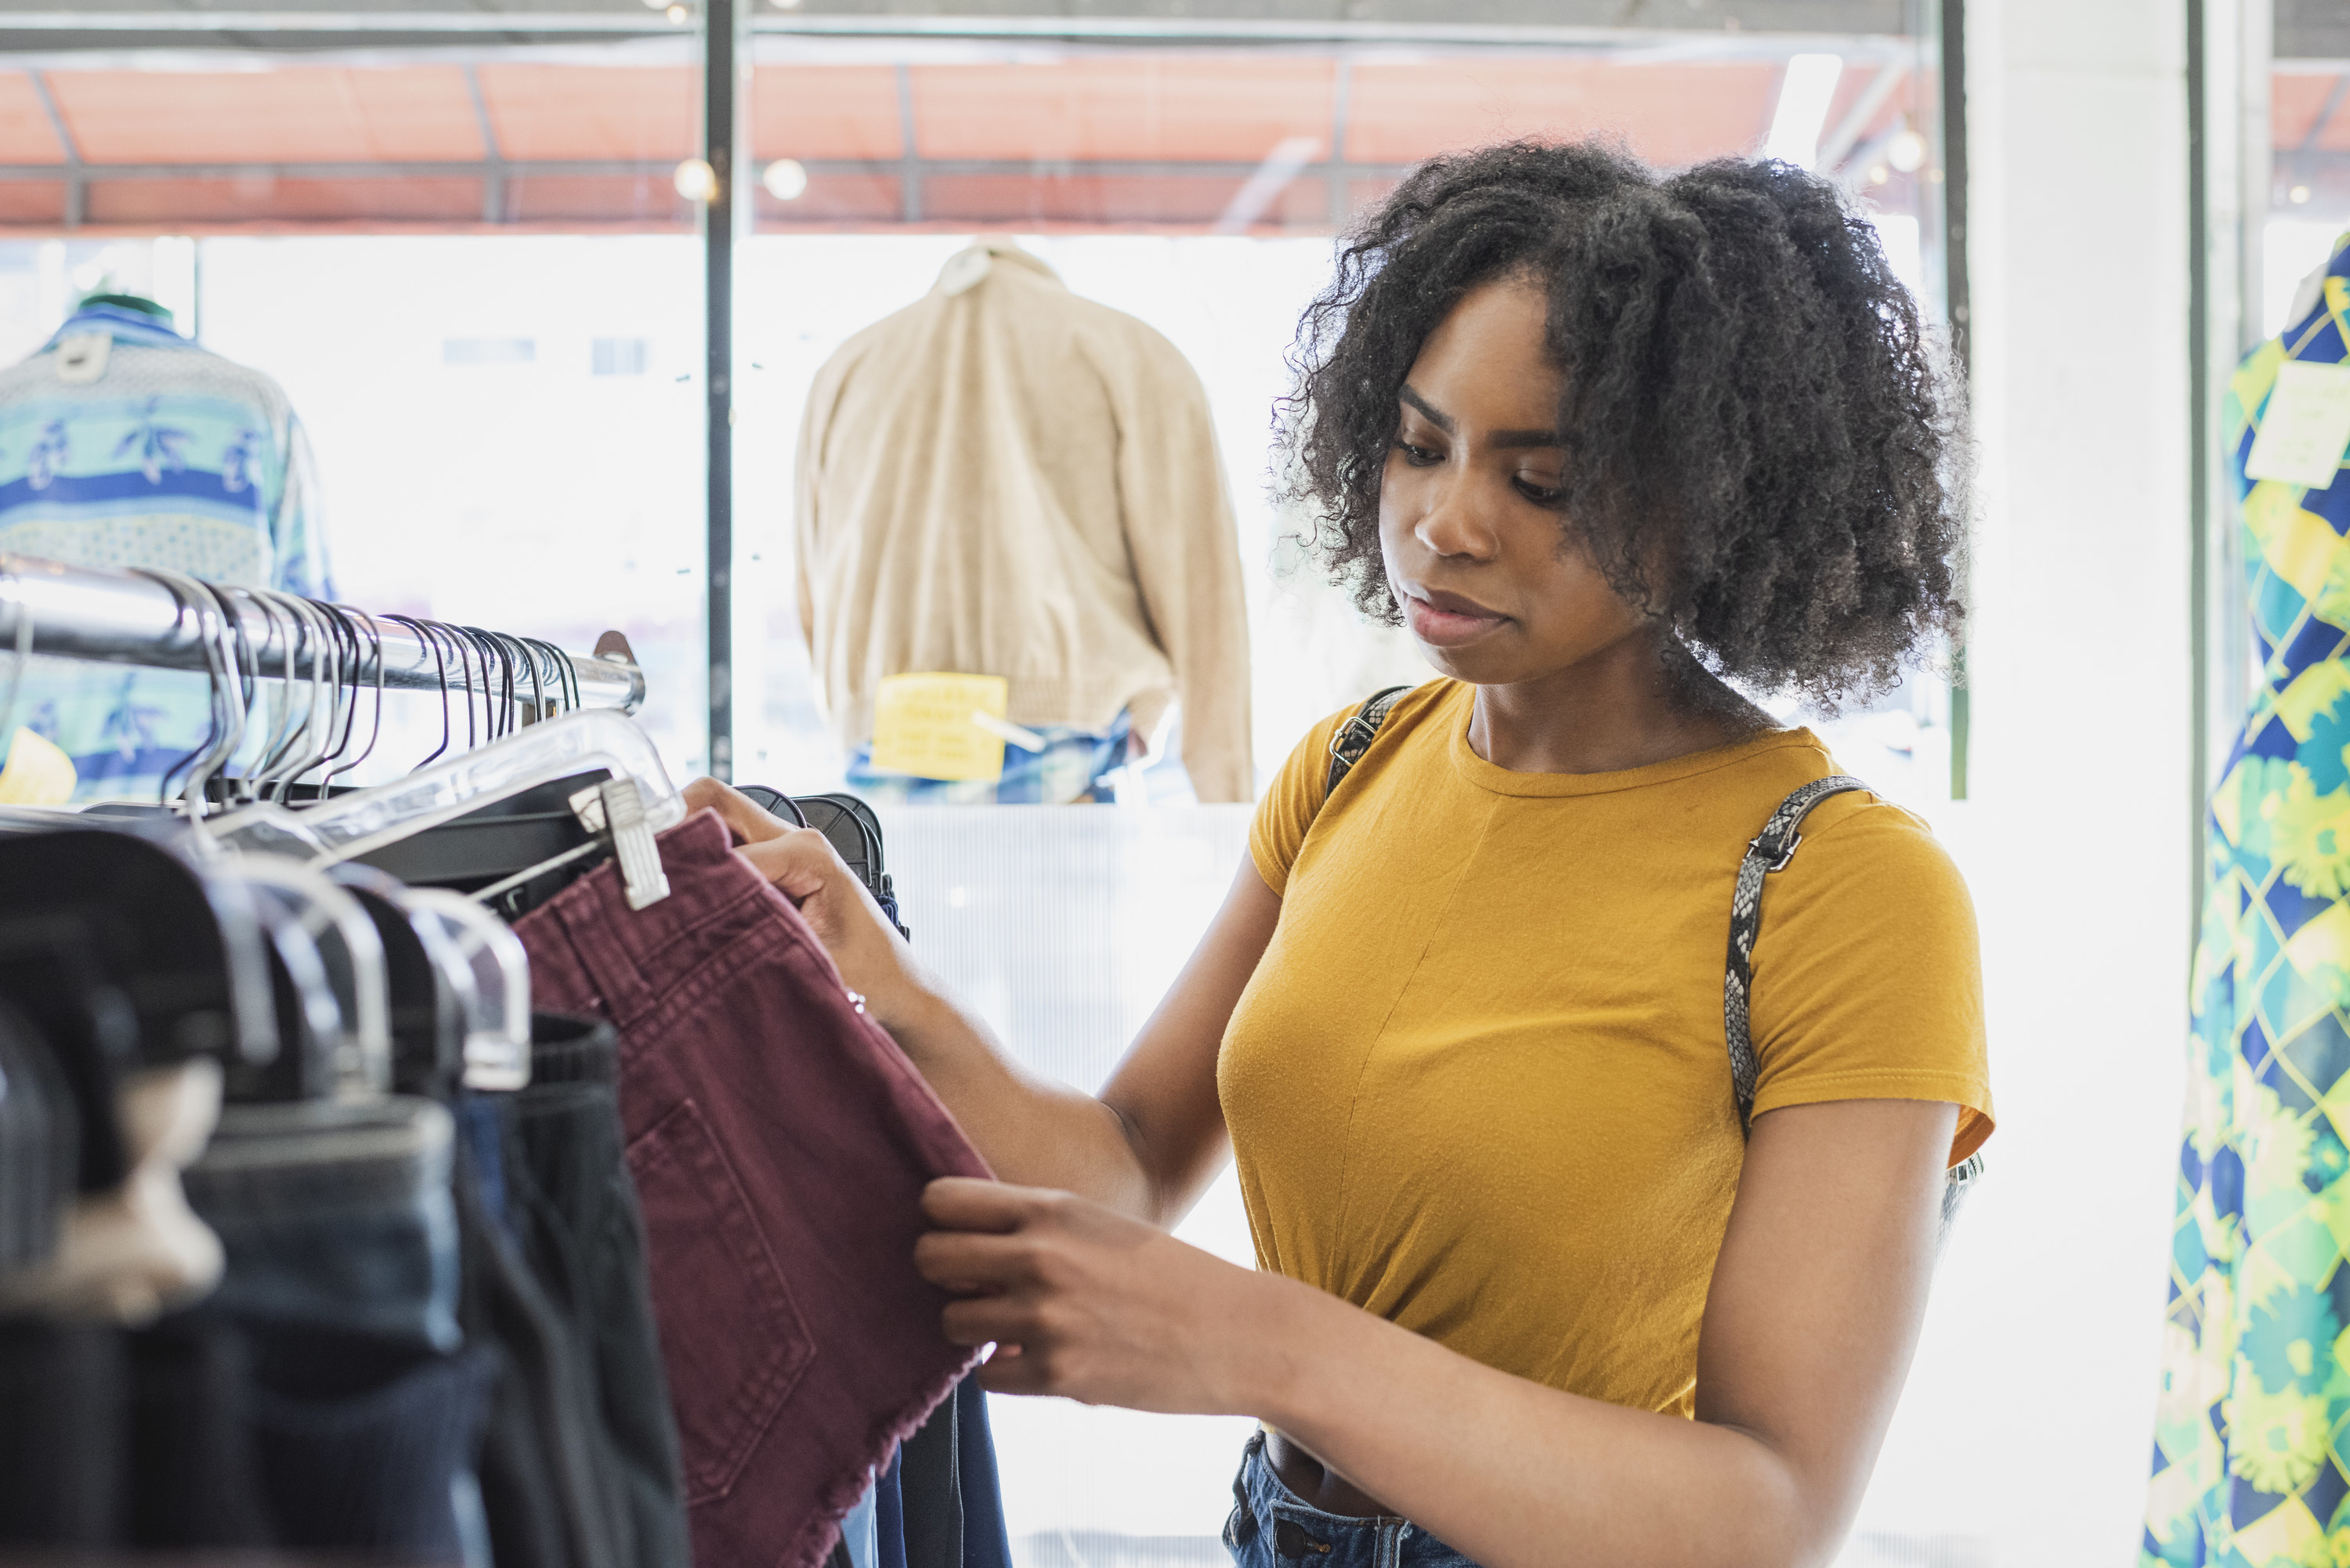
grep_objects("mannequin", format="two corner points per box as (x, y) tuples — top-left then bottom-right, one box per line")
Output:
(0, 278), (330, 804)
(2147, 230), (2350, 1567)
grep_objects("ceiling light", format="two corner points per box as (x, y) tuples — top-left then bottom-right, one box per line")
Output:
(665, 3), (688, 20)
(762, 159), (809, 201)
(674, 158), (718, 203)
(1887, 127), (1928, 174)
(1762, 52), (1842, 169)
(770, 0), (803, 9)
(1868, 164), (1891, 185)
(2292, 184), (2314, 205)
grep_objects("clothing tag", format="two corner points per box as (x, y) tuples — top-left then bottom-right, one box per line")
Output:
(599, 777), (670, 912)
(2247, 359), (2350, 490)
(871, 672), (1010, 781)
(0, 727), (75, 806)
(52, 332), (109, 385)
(563, 778), (669, 912)
(937, 248), (992, 297)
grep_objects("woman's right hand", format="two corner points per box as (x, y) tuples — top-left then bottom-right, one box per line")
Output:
(681, 778), (931, 1025)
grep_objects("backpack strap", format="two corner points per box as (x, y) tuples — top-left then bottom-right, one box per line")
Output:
(1324, 686), (1412, 797)
(1723, 775), (1871, 1131)
(1724, 773), (1986, 1248)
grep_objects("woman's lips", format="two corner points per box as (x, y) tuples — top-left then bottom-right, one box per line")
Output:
(1403, 591), (1508, 649)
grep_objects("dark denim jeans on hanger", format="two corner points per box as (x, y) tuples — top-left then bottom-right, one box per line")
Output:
(487, 1013), (689, 1568)
(0, 1317), (125, 1548)
(454, 1145), (618, 1568)
(184, 1097), (461, 1350)
(183, 1095), (493, 1564)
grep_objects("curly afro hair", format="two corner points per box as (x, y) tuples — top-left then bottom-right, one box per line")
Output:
(1277, 139), (1968, 707)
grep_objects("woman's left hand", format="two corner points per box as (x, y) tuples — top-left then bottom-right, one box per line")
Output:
(914, 1176), (1278, 1414)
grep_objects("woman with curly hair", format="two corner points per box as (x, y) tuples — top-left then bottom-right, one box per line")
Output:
(698, 139), (1992, 1568)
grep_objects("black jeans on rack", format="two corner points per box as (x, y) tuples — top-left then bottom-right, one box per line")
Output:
(491, 1013), (689, 1568)
(455, 1147), (617, 1568)
(455, 1013), (687, 1568)
(123, 1308), (271, 1549)
(0, 1317), (124, 1547)
(245, 1324), (498, 1563)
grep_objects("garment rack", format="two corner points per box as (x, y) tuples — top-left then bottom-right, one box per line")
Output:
(0, 553), (645, 714)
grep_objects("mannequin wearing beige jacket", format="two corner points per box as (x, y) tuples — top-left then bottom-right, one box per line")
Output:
(794, 243), (1253, 803)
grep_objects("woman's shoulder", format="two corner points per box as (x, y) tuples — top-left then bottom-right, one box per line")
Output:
(1284, 679), (1466, 789)
(1251, 681), (1464, 895)
(1785, 781), (1970, 907)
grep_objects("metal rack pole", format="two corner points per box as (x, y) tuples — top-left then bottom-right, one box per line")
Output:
(0, 554), (645, 714)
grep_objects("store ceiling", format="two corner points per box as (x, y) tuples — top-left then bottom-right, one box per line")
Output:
(6, 0), (2337, 234)
(0, 1), (1921, 55)
(0, 23), (1931, 232)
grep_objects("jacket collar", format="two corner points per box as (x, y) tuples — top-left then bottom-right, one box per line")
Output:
(930, 243), (1061, 295)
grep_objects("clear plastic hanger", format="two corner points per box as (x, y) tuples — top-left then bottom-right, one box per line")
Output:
(330, 861), (477, 1095)
(237, 882), (344, 1099)
(392, 886), (531, 1091)
(206, 708), (682, 907)
(225, 856), (390, 1098)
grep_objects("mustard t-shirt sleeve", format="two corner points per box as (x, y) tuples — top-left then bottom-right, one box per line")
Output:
(1745, 800), (1995, 1167)
(1248, 710), (1348, 896)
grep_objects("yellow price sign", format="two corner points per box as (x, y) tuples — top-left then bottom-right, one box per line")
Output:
(0, 727), (75, 807)
(870, 673), (1011, 782)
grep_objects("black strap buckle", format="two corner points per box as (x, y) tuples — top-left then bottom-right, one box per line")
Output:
(1747, 827), (1803, 874)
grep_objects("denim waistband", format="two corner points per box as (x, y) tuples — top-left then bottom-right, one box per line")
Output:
(1226, 1434), (1480, 1568)
(184, 1097), (461, 1352)
(526, 1012), (617, 1087)
(186, 1097), (452, 1216)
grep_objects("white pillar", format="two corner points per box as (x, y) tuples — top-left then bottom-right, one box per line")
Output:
(1849, 3), (2196, 1564)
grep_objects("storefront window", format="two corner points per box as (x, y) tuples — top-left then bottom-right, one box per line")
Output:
(0, 41), (712, 779)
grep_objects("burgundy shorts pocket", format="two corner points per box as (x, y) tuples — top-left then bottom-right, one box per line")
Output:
(627, 1097), (815, 1504)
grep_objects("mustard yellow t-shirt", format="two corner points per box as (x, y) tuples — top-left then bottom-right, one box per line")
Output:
(1217, 681), (1992, 1418)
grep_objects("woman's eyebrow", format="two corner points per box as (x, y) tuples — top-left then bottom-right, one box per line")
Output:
(1398, 384), (1455, 432)
(1400, 384), (1559, 449)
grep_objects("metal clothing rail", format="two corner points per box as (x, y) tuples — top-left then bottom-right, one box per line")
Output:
(0, 553), (645, 714)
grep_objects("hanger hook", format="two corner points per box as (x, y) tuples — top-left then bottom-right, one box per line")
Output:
(385, 614), (452, 771)
(323, 605), (387, 789)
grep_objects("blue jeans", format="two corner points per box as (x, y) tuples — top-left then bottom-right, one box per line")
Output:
(1225, 1433), (1480, 1568)
(847, 712), (1133, 805)
(183, 1097), (461, 1351)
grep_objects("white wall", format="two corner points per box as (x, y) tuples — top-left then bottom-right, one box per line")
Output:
(1845, 4), (2195, 1565)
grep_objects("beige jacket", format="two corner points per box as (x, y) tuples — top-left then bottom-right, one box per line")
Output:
(794, 244), (1253, 802)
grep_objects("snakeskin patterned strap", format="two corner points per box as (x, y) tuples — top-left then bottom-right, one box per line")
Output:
(1324, 685), (1412, 797)
(1723, 774), (1871, 1129)
(1723, 772), (1984, 1252)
